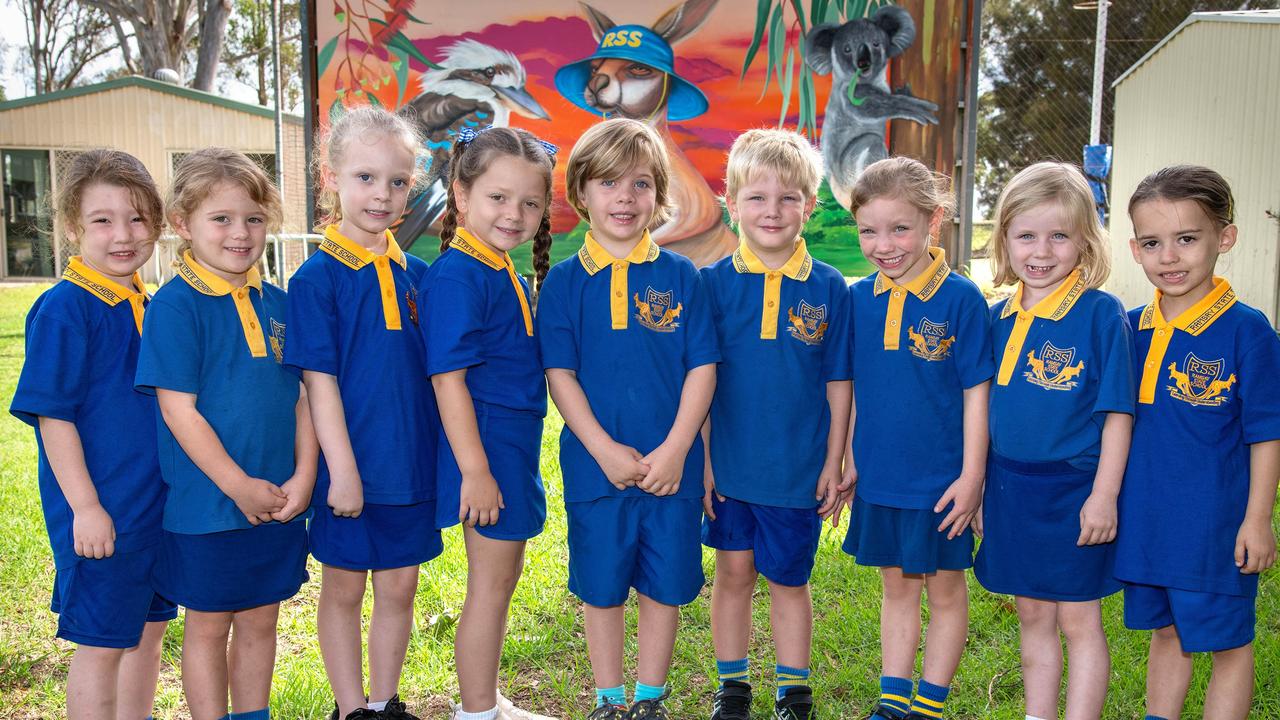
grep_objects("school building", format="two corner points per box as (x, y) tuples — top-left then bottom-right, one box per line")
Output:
(1105, 10), (1280, 326)
(0, 75), (311, 284)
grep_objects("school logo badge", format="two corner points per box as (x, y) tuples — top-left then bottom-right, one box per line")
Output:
(1023, 341), (1084, 391)
(634, 286), (682, 332)
(405, 287), (419, 326)
(907, 317), (954, 361)
(786, 300), (828, 345)
(1166, 353), (1236, 407)
(268, 318), (286, 364)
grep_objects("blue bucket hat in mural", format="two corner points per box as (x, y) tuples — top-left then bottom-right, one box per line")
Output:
(554, 24), (709, 122)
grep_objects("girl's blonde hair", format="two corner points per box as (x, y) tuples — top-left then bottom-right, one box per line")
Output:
(565, 118), (672, 225)
(724, 128), (824, 200)
(56, 149), (164, 247)
(991, 162), (1110, 289)
(313, 105), (426, 228)
(849, 156), (955, 223)
(167, 148), (284, 254)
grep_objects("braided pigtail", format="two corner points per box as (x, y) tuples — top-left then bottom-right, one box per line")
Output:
(439, 136), (470, 253)
(532, 213), (553, 289)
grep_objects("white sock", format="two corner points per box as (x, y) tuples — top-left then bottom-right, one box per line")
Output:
(455, 707), (499, 720)
(367, 700), (388, 712)
(1026, 716), (1052, 720)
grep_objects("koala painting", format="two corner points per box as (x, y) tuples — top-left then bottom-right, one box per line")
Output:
(805, 6), (939, 210)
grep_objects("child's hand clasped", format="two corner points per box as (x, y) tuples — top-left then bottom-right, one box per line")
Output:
(271, 474), (314, 523)
(935, 474), (983, 539)
(598, 441), (650, 491)
(232, 477), (288, 525)
(702, 463), (725, 520)
(327, 474), (364, 518)
(1235, 517), (1277, 574)
(460, 473), (505, 527)
(816, 462), (844, 526)
(73, 504), (116, 559)
(1077, 491), (1118, 546)
(638, 441), (684, 496)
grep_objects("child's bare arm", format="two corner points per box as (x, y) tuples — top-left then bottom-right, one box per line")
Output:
(639, 364), (716, 496)
(937, 380), (990, 539)
(818, 379), (852, 524)
(273, 383), (319, 522)
(1236, 439), (1280, 574)
(546, 368), (649, 489)
(701, 417), (720, 518)
(1078, 411), (1132, 546)
(432, 369), (504, 527)
(839, 385), (858, 495)
(301, 370), (363, 517)
(156, 388), (286, 525)
(38, 418), (115, 558)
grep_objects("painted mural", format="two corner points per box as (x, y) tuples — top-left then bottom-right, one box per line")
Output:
(306, 0), (973, 273)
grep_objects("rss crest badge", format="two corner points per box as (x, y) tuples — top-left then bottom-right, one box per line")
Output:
(269, 318), (286, 364)
(787, 300), (828, 345)
(1167, 353), (1235, 407)
(635, 287), (682, 332)
(1024, 341), (1084, 390)
(908, 317), (954, 361)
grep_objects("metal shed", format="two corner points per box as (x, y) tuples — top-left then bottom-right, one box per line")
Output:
(1105, 10), (1280, 326)
(0, 76), (308, 282)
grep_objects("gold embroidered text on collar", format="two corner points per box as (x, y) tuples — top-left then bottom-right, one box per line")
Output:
(174, 251), (267, 357)
(732, 239), (813, 340)
(578, 230), (660, 330)
(1135, 277), (1235, 404)
(451, 228), (532, 336)
(320, 225), (407, 331)
(62, 256), (148, 335)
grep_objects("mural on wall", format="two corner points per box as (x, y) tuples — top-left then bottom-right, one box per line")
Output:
(307, 0), (973, 273)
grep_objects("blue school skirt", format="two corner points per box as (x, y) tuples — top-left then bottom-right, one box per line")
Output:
(154, 521), (308, 611)
(974, 453), (1121, 601)
(843, 496), (974, 574)
(309, 501), (442, 571)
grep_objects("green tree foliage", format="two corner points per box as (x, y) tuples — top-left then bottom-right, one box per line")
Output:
(224, 0), (302, 111)
(976, 0), (1279, 210)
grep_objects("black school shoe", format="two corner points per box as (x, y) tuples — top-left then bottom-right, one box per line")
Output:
(773, 685), (814, 720)
(624, 688), (672, 719)
(588, 703), (630, 719)
(377, 694), (419, 720)
(329, 706), (380, 720)
(862, 704), (907, 720)
(711, 680), (752, 720)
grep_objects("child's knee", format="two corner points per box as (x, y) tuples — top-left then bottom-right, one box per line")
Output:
(1056, 603), (1104, 642)
(924, 571), (967, 610)
(372, 567), (420, 608)
(715, 553), (758, 590)
(881, 571), (923, 605)
(1152, 624), (1181, 645)
(1015, 598), (1057, 628)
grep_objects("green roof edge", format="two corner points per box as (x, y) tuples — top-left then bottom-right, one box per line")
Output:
(0, 75), (303, 123)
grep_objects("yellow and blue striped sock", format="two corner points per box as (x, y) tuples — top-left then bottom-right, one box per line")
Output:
(775, 664), (810, 700)
(909, 679), (949, 718)
(879, 676), (912, 714)
(716, 657), (749, 688)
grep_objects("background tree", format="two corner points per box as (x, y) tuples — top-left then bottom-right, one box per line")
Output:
(16, 0), (121, 93)
(224, 0), (301, 110)
(79, 0), (231, 91)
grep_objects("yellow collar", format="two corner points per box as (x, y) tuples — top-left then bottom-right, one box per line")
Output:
(1138, 277), (1235, 336)
(873, 246), (949, 300)
(1000, 269), (1087, 321)
(451, 227), (533, 336)
(61, 256), (149, 335)
(578, 230), (660, 276)
(174, 251), (268, 358)
(321, 225), (406, 271)
(731, 238), (813, 281)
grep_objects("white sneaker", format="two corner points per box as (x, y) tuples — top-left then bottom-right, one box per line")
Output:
(496, 692), (559, 720)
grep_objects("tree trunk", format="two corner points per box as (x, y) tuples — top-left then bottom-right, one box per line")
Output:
(192, 0), (232, 91)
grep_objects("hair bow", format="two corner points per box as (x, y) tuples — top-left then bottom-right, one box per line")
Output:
(456, 125), (559, 159)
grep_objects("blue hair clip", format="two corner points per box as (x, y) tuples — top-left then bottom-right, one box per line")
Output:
(457, 125), (559, 159)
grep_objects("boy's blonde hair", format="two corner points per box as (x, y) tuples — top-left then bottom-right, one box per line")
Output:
(167, 148), (284, 254)
(56, 149), (164, 247)
(724, 128), (824, 200)
(313, 105), (426, 229)
(991, 162), (1110, 289)
(849, 156), (955, 222)
(565, 118), (671, 225)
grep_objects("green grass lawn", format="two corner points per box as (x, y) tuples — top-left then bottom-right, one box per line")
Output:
(1, 283), (1277, 719)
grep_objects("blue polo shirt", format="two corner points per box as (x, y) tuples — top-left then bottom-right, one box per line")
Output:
(1116, 278), (1280, 598)
(421, 228), (546, 415)
(135, 254), (300, 535)
(11, 258), (165, 569)
(284, 226), (437, 505)
(536, 231), (720, 502)
(850, 248), (994, 509)
(989, 270), (1135, 468)
(702, 240), (852, 509)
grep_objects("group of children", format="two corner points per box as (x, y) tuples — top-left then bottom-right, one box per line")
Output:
(10, 103), (1278, 720)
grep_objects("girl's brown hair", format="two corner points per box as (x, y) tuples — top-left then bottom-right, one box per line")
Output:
(849, 156), (956, 223)
(565, 118), (672, 226)
(167, 148), (284, 254)
(1128, 164), (1234, 229)
(313, 105), (426, 228)
(991, 161), (1110, 289)
(439, 127), (556, 288)
(56, 149), (164, 246)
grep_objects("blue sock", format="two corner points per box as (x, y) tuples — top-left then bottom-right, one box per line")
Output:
(716, 657), (749, 687)
(633, 682), (666, 703)
(909, 680), (949, 717)
(227, 710), (270, 720)
(1144, 716), (1170, 720)
(775, 664), (810, 700)
(595, 685), (625, 708)
(879, 676), (913, 713)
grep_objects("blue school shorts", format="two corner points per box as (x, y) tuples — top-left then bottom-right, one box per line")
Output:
(567, 496), (704, 607)
(843, 496), (974, 574)
(974, 453), (1121, 601)
(309, 501), (442, 571)
(1124, 583), (1255, 653)
(435, 407), (546, 541)
(154, 521), (308, 612)
(702, 495), (822, 587)
(51, 545), (177, 648)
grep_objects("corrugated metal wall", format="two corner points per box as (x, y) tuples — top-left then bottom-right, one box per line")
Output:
(1107, 19), (1280, 326)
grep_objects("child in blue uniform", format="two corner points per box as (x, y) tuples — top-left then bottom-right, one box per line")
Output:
(284, 107), (439, 720)
(843, 157), (993, 720)
(1117, 165), (1280, 720)
(10, 149), (175, 720)
(537, 118), (719, 719)
(422, 126), (557, 720)
(135, 148), (315, 720)
(974, 162), (1135, 720)
(700, 129), (850, 720)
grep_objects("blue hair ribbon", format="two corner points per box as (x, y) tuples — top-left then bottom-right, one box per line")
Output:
(456, 125), (558, 159)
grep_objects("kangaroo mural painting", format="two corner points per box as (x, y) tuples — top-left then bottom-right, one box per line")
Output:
(306, 0), (975, 273)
